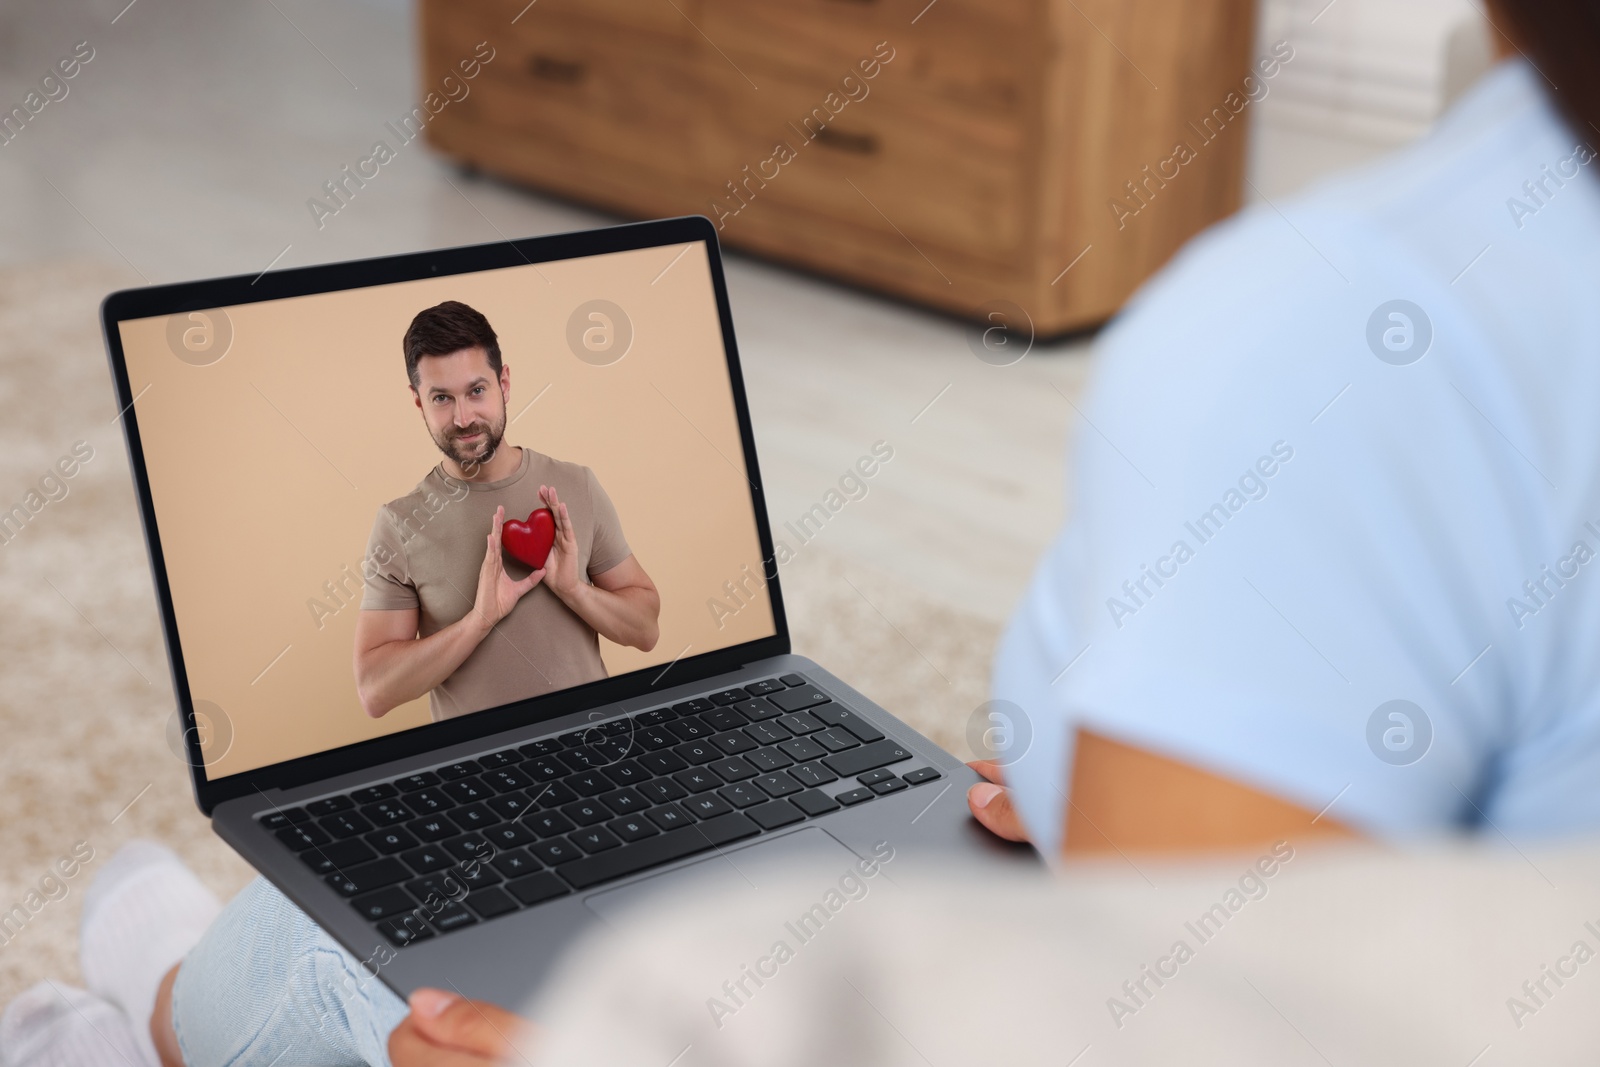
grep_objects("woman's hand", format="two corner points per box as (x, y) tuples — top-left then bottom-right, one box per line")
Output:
(388, 988), (537, 1067)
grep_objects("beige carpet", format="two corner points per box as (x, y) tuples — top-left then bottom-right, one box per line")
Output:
(0, 261), (1000, 1008)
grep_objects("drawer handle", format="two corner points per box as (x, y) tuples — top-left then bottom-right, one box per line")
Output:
(528, 55), (586, 84)
(813, 126), (879, 155)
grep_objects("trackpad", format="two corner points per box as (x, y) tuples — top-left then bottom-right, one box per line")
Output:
(585, 827), (897, 927)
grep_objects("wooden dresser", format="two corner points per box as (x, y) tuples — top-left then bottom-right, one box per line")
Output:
(420, 0), (1258, 336)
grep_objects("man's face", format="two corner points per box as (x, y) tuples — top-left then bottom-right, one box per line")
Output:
(412, 346), (509, 471)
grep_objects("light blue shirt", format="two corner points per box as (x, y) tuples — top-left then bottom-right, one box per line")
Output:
(994, 59), (1600, 855)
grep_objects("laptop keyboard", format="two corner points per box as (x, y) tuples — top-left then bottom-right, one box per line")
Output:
(256, 674), (942, 947)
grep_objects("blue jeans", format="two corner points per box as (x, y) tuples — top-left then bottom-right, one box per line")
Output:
(170, 877), (409, 1067)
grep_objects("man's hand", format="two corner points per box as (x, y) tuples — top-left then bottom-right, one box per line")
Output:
(966, 759), (1031, 842)
(388, 988), (536, 1067)
(473, 505), (543, 633)
(537, 484), (581, 599)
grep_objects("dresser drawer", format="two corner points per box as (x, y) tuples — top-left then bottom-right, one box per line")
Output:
(698, 62), (1028, 266)
(424, 4), (702, 180)
(699, 0), (1034, 116)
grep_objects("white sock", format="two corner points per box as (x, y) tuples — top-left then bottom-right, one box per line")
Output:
(78, 841), (221, 1067)
(0, 981), (152, 1067)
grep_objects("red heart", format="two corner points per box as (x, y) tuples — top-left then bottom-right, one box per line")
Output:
(501, 507), (555, 569)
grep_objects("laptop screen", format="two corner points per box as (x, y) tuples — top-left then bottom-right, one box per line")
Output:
(113, 238), (776, 780)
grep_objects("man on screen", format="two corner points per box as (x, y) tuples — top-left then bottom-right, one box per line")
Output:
(354, 300), (660, 721)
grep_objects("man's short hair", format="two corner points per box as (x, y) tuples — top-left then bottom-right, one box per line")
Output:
(403, 301), (501, 389)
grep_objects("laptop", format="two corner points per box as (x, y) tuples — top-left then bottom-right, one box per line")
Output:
(100, 215), (1034, 1008)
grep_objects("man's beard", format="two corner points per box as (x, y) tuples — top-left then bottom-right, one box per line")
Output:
(433, 411), (506, 472)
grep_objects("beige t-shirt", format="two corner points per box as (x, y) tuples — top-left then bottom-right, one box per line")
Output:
(360, 446), (632, 721)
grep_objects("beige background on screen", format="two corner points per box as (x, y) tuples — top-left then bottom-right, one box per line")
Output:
(117, 243), (775, 778)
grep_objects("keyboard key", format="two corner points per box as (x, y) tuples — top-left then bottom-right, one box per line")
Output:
(599, 787), (647, 815)
(518, 738), (564, 759)
(770, 686), (829, 713)
(557, 814), (760, 890)
(407, 872), (469, 907)
(746, 800), (805, 830)
(486, 793), (534, 821)
(377, 914), (432, 947)
(351, 887), (415, 921)
(453, 861), (503, 890)
(871, 778), (909, 795)
(811, 705), (885, 743)
(438, 760), (482, 781)
(903, 767), (943, 786)
(478, 749), (524, 769)
(506, 872), (570, 906)
(300, 838), (377, 875)
(432, 902), (477, 932)
(835, 787), (874, 806)
(407, 816), (458, 842)
(704, 708), (750, 732)
(483, 823), (538, 849)
(350, 784), (397, 804)
(276, 825), (329, 851)
(734, 698), (782, 722)
(567, 771), (616, 797)
(823, 740), (913, 779)
(779, 673), (808, 687)
(361, 800), (413, 826)
(638, 751), (689, 775)
(401, 845), (453, 873)
(491, 849), (541, 878)
(444, 834), (493, 862)
(442, 778), (492, 804)
(447, 804), (497, 832)
(465, 887), (519, 920)
(685, 793), (735, 819)
(745, 679), (786, 696)
(789, 762), (838, 787)
(634, 708), (674, 727)
(812, 729), (860, 754)
(754, 773), (802, 798)
(744, 721), (791, 745)
(598, 718), (633, 736)
(791, 790), (842, 817)
(401, 788), (454, 816)
(747, 748), (794, 772)
(525, 781), (578, 808)
(709, 757), (758, 783)
(674, 740), (719, 765)
(718, 783), (767, 808)
(527, 811), (576, 837)
(396, 773), (441, 792)
(365, 828), (420, 854)
(319, 812), (374, 839)
(258, 807), (308, 830)
(710, 687), (750, 705)
(603, 760), (649, 786)
(638, 778), (688, 804)
(568, 827), (621, 854)
(857, 768), (899, 787)
(325, 857), (409, 896)
(561, 800), (611, 826)
(484, 768), (534, 793)
(776, 712), (824, 736)
(558, 747), (605, 771)
(674, 768), (720, 792)
(530, 839), (581, 865)
(608, 816), (659, 843)
(646, 803), (694, 831)
(672, 698), (715, 715)
(777, 738), (826, 763)
(710, 730), (758, 755)
(524, 757), (568, 782)
(668, 717), (713, 742)
(306, 796), (354, 817)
